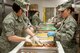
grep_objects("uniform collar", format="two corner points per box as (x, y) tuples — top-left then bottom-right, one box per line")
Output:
(12, 11), (23, 22)
(64, 15), (72, 22)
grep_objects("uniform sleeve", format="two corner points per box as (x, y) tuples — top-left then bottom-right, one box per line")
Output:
(24, 22), (29, 30)
(3, 19), (15, 36)
(27, 18), (32, 27)
(23, 13), (32, 29)
(36, 16), (42, 24)
(55, 21), (77, 42)
(31, 16), (36, 26)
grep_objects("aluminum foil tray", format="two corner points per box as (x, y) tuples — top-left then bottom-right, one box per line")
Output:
(17, 41), (58, 53)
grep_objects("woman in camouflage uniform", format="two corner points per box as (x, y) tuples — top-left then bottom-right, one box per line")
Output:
(0, 0), (41, 53)
(48, 6), (78, 53)
(31, 11), (42, 26)
(55, 6), (78, 53)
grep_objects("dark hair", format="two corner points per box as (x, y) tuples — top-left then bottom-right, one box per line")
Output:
(28, 10), (39, 16)
(12, 3), (21, 13)
(66, 6), (74, 13)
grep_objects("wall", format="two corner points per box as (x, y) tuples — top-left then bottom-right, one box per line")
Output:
(30, 0), (68, 21)
(3, 0), (69, 21)
(4, 0), (14, 5)
(0, 0), (13, 35)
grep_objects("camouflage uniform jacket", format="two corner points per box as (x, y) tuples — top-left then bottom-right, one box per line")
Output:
(32, 14), (42, 26)
(55, 15), (77, 53)
(0, 11), (30, 52)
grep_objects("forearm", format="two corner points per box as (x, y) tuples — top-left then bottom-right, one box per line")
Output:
(55, 31), (74, 42)
(8, 35), (25, 42)
(25, 28), (35, 37)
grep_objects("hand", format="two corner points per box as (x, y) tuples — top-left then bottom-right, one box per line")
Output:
(29, 27), (34, 32)
(47, 31), (56, 37)
(25, 36), (32, 43)
(56, 22), (62, 27)
(36, 26), (41, 29)
(32, 36), (42, 45)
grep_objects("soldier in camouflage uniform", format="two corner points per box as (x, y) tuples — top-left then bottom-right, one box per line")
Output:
(32, 11), (42, 26)
(55, 6), (78, 53)
(0, 0), (41, 53)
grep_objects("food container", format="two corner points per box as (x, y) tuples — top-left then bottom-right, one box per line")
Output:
(36, 33), (54, 41)
(17, 32), (57, 53)
(17, 41), (58, 53)
(37, 24), (57, 33)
